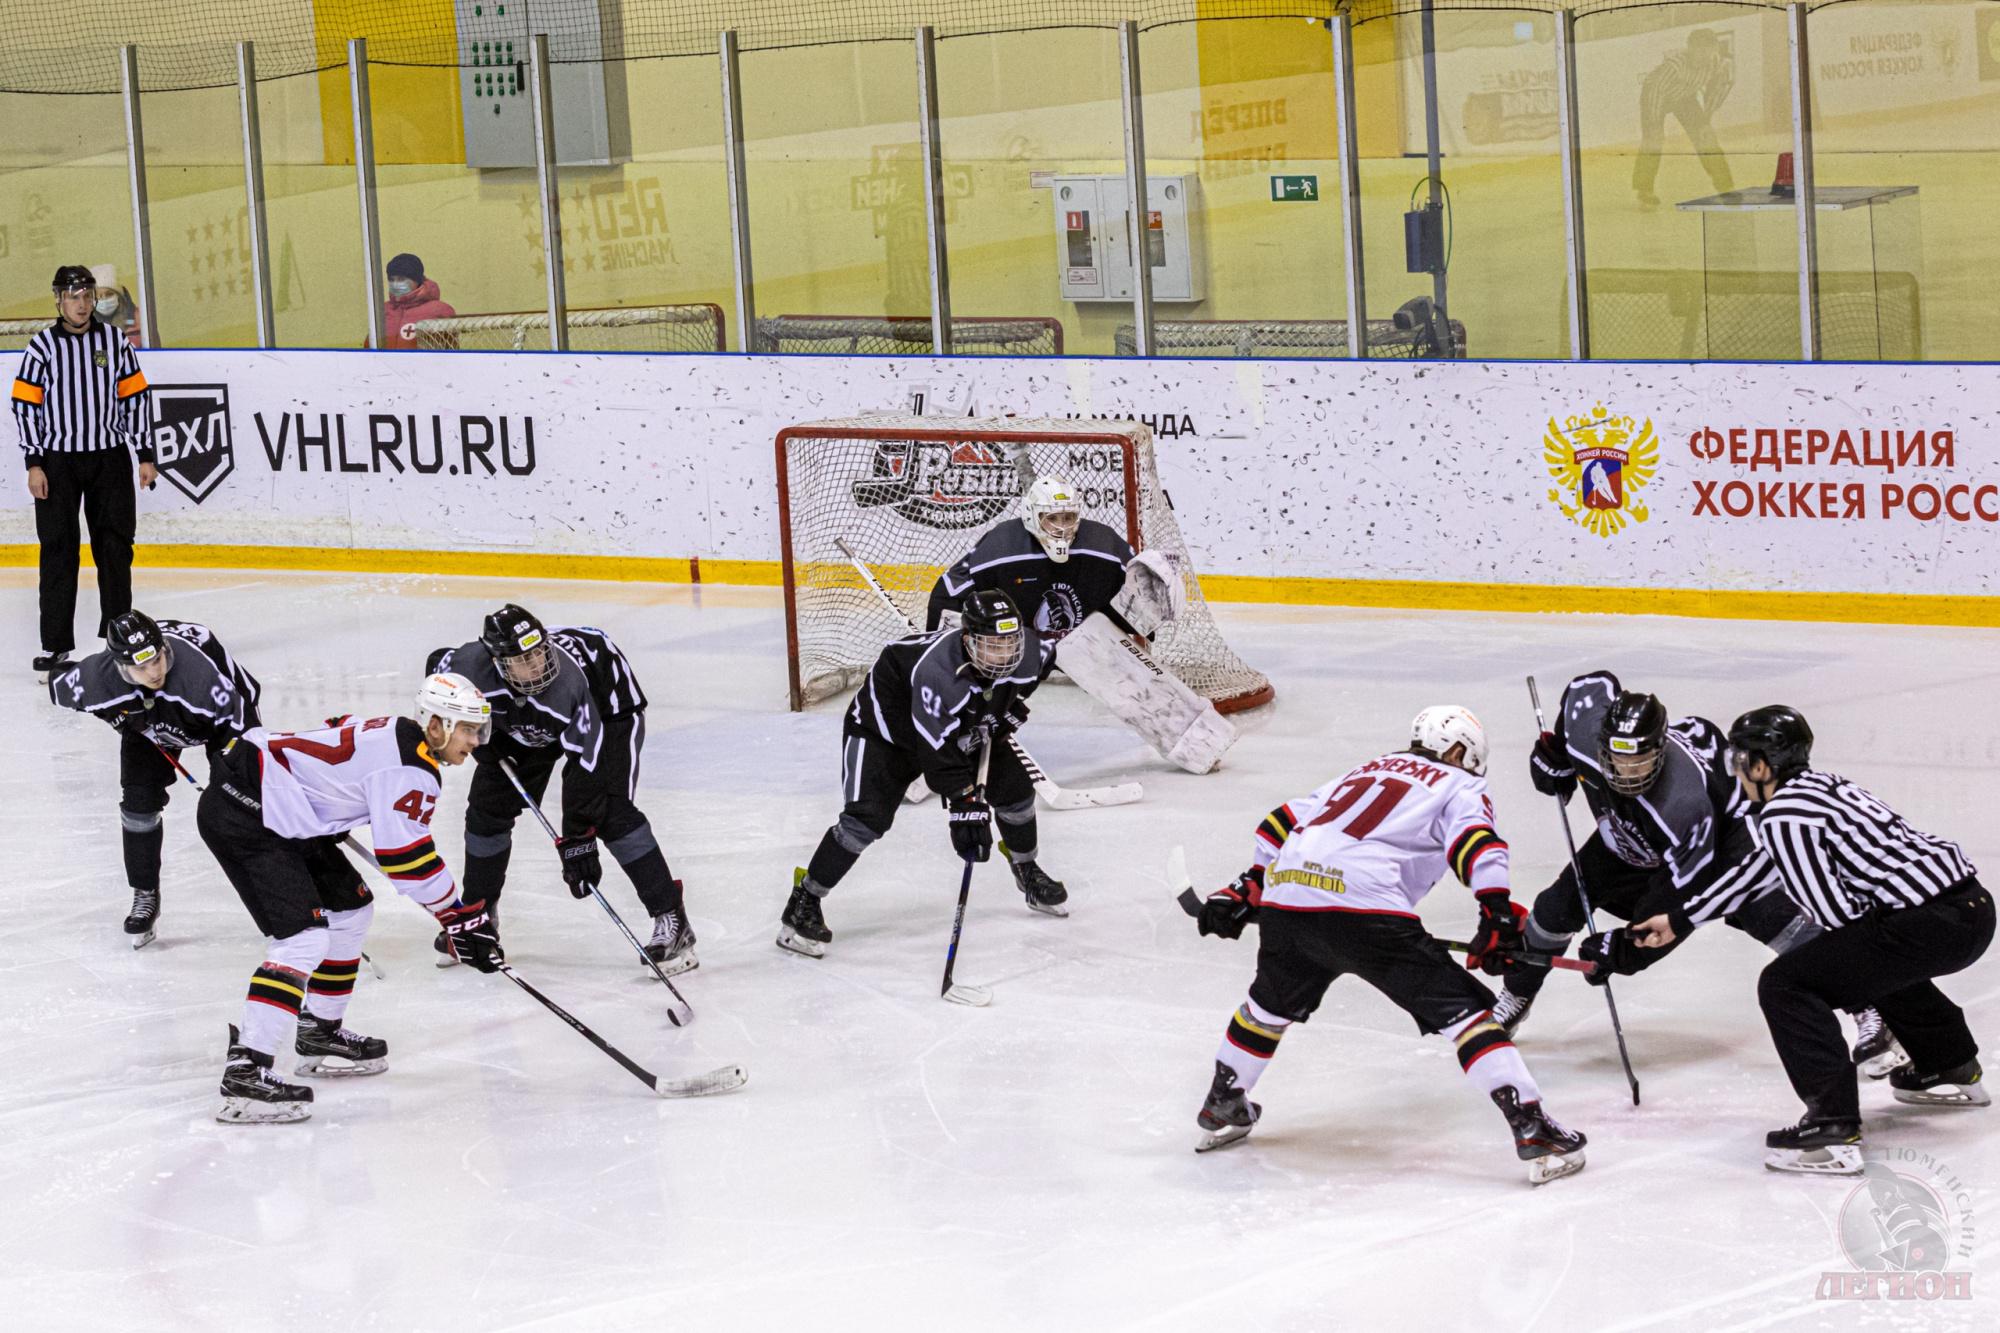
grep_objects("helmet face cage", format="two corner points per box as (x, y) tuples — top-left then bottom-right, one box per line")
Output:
(964, 621), (1025, 678)
(497, 638), (558, 695)
(1601, 734), (1664, 795)
(1022, 476), (1081, 561)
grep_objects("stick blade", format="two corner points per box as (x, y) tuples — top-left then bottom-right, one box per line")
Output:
(943, 984), (992, 1008)
(665, 998), (694, 1028)
(1166, 845), (1192, 893)
(1037, 779), (1143, 810)
(1176, 888), (1202, 918)
(655, 1064), (748, 1099)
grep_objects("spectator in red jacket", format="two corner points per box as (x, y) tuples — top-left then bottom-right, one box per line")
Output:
(380, 253), (456, 350)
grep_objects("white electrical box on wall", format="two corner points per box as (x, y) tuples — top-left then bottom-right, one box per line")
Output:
(1052, 175), (1203, 303)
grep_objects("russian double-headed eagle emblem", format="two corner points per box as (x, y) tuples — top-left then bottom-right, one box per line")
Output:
(1545, 405), (1657, 537)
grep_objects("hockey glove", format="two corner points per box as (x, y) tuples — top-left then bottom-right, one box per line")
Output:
(1465, 894), (1529, 975)
(1198, 867), (1262, 940)
(1529, 731), (1578, 802)
(998, 694), (1031, 735)
(1578, 928), (1644, 986)
(557, 832), (602, 899)
(109, 702), (153, 736)
(946, 790), (992, 863)
(437, 899), (503, 972)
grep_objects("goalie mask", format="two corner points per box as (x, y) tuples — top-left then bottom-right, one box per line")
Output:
(1410, 704), (1488, 776)
(1021, 475), (1082, 563)
(1600, 691), (1668, 795)
(960, 589), (1026, 679)
(108, 609), (171, 688)
(480, 603), (559, 695)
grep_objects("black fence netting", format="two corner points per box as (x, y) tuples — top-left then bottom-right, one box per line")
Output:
(0, 1), (1824, 95)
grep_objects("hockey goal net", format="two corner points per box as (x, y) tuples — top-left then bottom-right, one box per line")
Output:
(407, 303), (726, 353)
(777, 414), (1272, 715)
(753, 315), (1064, 356)
(1114, 317), (1467, 359)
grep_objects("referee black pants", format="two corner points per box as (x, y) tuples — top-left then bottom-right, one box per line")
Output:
(1758, 880), (1993, 1120)
(35, 449), (136, 653)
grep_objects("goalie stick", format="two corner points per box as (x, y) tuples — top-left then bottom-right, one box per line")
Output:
(831, 535), (1143, 811)
(496, 757), (697, 1028)
(1166, 845), (1599, 973)
(1529, 675), (1641, 1106)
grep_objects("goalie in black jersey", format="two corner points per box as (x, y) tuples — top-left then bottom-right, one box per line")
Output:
(429, 605), (694, 974)
(780, 589), (1061, 957)
(48, 610), (261, 948)
(924, 474), (1236, 774)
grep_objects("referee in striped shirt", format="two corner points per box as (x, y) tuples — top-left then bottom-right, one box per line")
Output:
(11, 264), (156, 677)
(1707, 706), (1991, 1171)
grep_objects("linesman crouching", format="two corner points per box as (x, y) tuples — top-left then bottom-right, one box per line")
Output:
(196, 675), (500, 1124)
(780, 590), (1060, 958)
(49, 610), (260, 947)
(430, 605), (694, 973)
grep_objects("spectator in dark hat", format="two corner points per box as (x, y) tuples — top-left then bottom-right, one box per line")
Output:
(379, 253), (456, 350)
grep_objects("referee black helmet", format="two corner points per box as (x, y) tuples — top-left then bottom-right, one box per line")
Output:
(52, 264), (95, 294)
(1728, 706), (1814, 785)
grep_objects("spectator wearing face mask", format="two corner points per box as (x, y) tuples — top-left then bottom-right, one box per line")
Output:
(90, 264), (144, 349)
(379, 253), (456, 350)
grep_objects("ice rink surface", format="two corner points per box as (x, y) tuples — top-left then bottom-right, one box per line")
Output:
(2, 568), (1995, 1332)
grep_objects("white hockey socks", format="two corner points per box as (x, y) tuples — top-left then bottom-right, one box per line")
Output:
(305, 903), (374, 1024)
(1218, 998), (1292, 1092)
(1447, 1010), (1542, 1104)
(240, 926), (329, 1058)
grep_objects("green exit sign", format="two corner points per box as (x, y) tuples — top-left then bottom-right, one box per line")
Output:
(1270, 174), (1319, 202)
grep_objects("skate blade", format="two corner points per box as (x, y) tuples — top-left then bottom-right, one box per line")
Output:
(216, 1097), (311, 1125)
(293, 1055), (387, 1079)
(642, 951), (699, 978)
(1892, 1082), (1991, 1108)
(1765, 1144), (1864, 1175)
(1529, 1149), (1586, 1185)
(434, 952), (461, 969)
(1859, 1042), (1911, 1079)
(775, 928), (825, 959)
(655, 1063), (748, 1099)
(943, 983), (992, 1007)
(1026, 900), (1070, 919)
(128, 928), (157, 951)
(1195, 1123), (1253, 1154)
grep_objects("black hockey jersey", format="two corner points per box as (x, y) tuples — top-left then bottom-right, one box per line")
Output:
(925, 517), (1134, 641)
(1554, 671), (1746, 892)
(847, 625), (1053, 793)
(432, 638), (604, 772)
(548, 625), (647, 718)
(49, 618), (261, 753)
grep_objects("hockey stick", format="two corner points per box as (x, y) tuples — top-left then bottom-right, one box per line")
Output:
(1528, 675), (1641, 1106)
(496, 757), (695, 1028)
(154, 741), (386, 979)
(494, 963), (743, 1098)
(832, 536), (1143, 811)
(940, 738), (995, 1007)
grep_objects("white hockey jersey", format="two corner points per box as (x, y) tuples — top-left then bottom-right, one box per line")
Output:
(1251, 751), (1510, 916)
(243, 716), (457, 912)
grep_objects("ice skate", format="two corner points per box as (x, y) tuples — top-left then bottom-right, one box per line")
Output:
(1849, 1007), (1910, 1080)
(777, 870), (831, 958)
(1492, 1087), (1587, 1185)
(645, 909), (699, 977)
(217, 1026), (313, 1124)
(1890, 1059), (1990, 1108)
(294, 1014), (388, 1077)
(1491, 985), (1534, 1037)
(32, 649), (69, 683)
(1004, 846), (1068, 918)
(1195, 1060), (1260, 1153)
(1764, 1114), (1863, 1174)
(123, 886), (159, 950)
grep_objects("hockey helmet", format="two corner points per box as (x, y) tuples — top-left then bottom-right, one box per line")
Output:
(1727, 706), (1814, 787)
(1021, 474), (1082, 563)
(1600, 691), (1669, 795)
(416, 671), (492, 746)
(108, 609), (171, 686)
(1411, 704), (1488, 776)
(51, 264), (95, 295)
(481, 603), (559, 695)
(960, 589), (1026, 679)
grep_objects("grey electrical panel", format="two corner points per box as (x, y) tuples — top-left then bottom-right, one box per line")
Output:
(456, 0), (629, 167)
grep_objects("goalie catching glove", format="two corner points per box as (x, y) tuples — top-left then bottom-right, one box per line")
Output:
(1198, 866), (1262, 940)
(1464, 894), (1528, 975)
(437, 900), (503, 972)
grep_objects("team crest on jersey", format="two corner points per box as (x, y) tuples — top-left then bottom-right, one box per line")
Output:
(850, 438), (1021, 530)
(1544, 404), (1657, 538)
(149, 384), (235, 504)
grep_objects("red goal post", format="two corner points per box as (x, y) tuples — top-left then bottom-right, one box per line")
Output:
(775, 415), (1273, 716)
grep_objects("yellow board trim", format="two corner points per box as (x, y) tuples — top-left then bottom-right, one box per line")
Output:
(0, 544), (1992, 628)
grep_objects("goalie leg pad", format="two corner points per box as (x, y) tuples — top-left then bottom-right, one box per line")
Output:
(1056, 614), (1235, 774)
